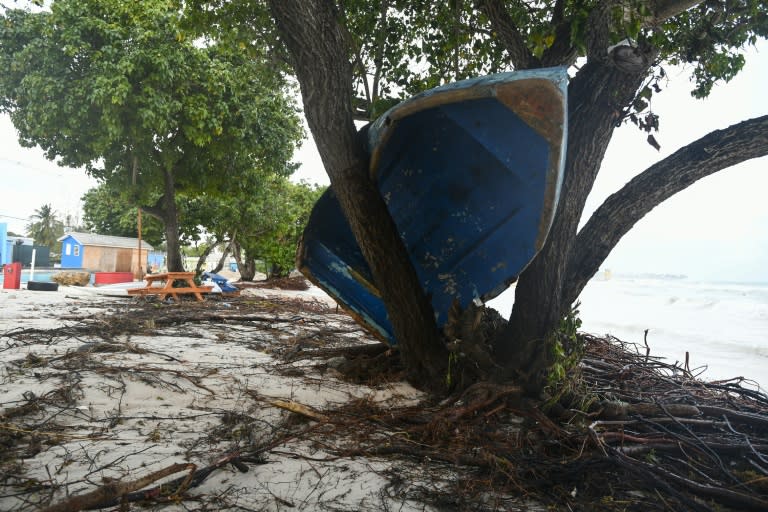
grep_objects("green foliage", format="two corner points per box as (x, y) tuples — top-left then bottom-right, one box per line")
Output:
(547, 302), (584, 389)
(178, 164), (324, 279)
(340, 0), (512, 117)
(179, 0), (283, 66)
(81, 183), (165, 247)
(179, 1), (765, 127)
(0, 0), (303, 267)
(650, 0), (768, 98)
(224, 176), (324, 279)
(25, 204), (64, 250)
(340, 1), (766, 115)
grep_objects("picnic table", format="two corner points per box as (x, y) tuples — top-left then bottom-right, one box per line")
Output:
(127, 272), (213, 302)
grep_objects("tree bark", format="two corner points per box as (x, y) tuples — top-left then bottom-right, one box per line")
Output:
(211, 236), (234, 273)
(476, 0), (536, 69)
(231, 239), (256, 281)
(563, 114), (768, 305)
(162, 167), (184, 272)
(195, 239), (218, 274)
(493, 47), (656, 393)
(139, 168), (183, 272)
(269, 0), (448, 390)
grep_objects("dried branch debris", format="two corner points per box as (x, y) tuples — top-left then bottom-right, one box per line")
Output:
(277, 334), (768, 511)
(1, 292), (766, 511)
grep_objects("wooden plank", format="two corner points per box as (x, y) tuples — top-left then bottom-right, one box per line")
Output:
(127, 285), (213, 301)
(126, 287), (166, 295)
(159, 286), (213, 294)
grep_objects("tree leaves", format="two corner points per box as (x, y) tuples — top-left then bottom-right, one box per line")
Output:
(0, 0), (303, 268)
(81, 183), (165, 247)
(191, 174), (326, 278)
(655, 0), (767, 99)
(26, 204), (64, 250)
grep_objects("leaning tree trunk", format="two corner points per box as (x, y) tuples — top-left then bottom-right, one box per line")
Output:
(195, 240), (218, 274)
(231, 239), (257, 281)
(211, 236), (235, 273)
(269, 0), (448, 390)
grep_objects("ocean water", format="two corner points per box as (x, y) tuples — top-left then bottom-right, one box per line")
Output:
(487, 276), (768, 390)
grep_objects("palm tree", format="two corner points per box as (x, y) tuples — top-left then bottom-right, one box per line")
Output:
(26, 204), (64, 250)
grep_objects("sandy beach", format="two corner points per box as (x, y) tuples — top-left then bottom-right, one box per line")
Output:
(2, 283), (767, 511)
(0, 284), (457, 512)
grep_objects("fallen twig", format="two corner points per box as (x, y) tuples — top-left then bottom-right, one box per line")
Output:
(270, 399), (329, 422)
(40, 462), (194, 512)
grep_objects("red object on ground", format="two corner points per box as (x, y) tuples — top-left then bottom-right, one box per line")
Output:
(2, 262), (22, 289)
(93, 272), (134, 285)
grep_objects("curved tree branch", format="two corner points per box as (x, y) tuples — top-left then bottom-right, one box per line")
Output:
(563, 114), (768, 305)
(476, 0), (536, 69)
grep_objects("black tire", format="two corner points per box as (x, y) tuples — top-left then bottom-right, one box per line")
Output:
(27, 281), (59, 292)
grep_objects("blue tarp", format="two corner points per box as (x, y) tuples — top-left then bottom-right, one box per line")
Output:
(202, 272), (238, 293)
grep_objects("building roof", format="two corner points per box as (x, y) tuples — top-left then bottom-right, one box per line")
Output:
(58, 232), (155, 251)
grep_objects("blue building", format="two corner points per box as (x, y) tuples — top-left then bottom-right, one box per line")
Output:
(58, 232), (155, 276)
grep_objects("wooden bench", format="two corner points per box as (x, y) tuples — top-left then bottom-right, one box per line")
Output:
(127, 272), (213, 302)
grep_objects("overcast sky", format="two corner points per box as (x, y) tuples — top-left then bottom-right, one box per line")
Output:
(1, 42), (766, 283)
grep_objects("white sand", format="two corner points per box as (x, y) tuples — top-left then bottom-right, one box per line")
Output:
(0, 286), (452, 511)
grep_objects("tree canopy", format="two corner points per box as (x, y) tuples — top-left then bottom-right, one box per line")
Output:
(183, 170), (325, 280)
(80, 183), (166, 248)
(237, 178), (325, 279)
(0, 0), (303, 271)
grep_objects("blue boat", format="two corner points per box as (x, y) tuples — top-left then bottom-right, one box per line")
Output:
(298, 67), (568, 344)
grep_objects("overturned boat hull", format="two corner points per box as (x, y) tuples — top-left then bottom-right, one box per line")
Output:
(298, 67), (568, 344)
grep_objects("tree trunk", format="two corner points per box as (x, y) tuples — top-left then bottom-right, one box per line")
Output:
(211, 237), (234, 273)
(194, 240), (218, 274)
(494, 55), (653, 394)
(162, 168), (184, 272)
(267, 262), (283, 280)
(231, 239), (256, 281)
(140, 168), (184, 273)
(269, 0), (448, 390)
